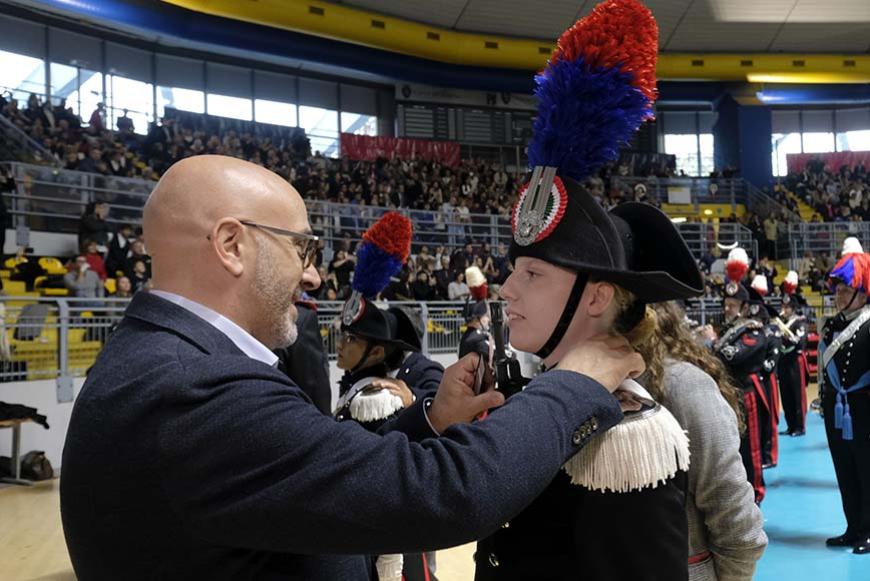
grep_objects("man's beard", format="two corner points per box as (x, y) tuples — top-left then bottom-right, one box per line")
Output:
(255, 242), (298, 349)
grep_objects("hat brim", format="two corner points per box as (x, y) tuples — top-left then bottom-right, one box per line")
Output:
(602, 203), (704, 302)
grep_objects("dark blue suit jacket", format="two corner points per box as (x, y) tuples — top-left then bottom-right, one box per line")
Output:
(60, 292), (622, 580)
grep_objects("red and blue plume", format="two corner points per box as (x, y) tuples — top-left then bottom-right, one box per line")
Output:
(829, 252), (870, 294)
(528, 0), (658, 181)
(352, 212), (412, 298)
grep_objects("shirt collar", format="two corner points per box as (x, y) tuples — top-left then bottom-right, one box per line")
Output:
(150, 290), (279, 367)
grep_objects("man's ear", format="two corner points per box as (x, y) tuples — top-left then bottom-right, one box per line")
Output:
(210, 218), (246, 277)
(585, 281), (616, 318)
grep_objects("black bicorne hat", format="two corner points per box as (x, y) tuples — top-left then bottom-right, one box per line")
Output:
(509, 173), (704, 303)
(342, 298), (419, 353)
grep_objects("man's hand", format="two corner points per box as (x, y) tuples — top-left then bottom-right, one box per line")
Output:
(427, 353), (504, 433)
(556, 335), (645, 393)
(367, 378), (415, 408)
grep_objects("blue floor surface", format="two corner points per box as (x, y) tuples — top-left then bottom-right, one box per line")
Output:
(755, 412), (869, 580)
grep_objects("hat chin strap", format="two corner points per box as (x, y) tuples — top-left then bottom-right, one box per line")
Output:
(535, 273), (589, 360)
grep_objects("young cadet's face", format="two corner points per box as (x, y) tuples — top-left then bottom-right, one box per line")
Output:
(723, 298), (744, 322)
(500, 257), (576, 354)
(336, 333), (369, 370)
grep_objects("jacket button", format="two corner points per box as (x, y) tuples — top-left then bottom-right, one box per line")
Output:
(572, 430), (583, 446)
(501, 521), (510, 529)
(590, 417), (598, 431)
(405, 368), (410, 374)
(488, 553), (500, 567)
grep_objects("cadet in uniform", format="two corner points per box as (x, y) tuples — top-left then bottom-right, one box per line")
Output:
(459, 265), (492, 360)
(821, 237), (870, 554)
(714, 247), (770, 503)
(777, 271), (809, 437)
(334, 212), (444, 580)
(747, 275), (783, 468)
(474, 2), (705, 579)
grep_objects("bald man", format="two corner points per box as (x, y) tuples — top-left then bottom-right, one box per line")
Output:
(60, 156), (641, 581)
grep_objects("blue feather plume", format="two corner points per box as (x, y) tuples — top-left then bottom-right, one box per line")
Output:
(528, 57), (652, 181)
(352, 242), (403, 298)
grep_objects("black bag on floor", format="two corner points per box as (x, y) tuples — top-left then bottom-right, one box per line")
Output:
(20, 450), (53, 480)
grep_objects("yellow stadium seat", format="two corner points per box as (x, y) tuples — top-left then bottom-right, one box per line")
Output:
(3, 280), (27, 295)
(39, 257), (68, 275)
(4, 256), (25, 270)
(0, 269), (10, 279)
(104, 278), (117, 295)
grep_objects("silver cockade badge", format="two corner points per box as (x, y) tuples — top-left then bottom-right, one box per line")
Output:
(342, 291), (365, 326)
(512, 166), (567, 247)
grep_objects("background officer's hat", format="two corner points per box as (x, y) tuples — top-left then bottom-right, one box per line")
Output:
(722, 245), (750, 303)
(828, 237), (870, 294)
(340, 213), (418, 352)
(463, 265), (489, 322)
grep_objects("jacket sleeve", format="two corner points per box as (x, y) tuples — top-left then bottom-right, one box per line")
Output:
(716, 328), (768, 369)
(666, 364), (768, 581)
(157, 361), (623, 555)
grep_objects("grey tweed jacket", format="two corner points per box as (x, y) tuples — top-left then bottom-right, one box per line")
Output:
(661, 360), (768, 581)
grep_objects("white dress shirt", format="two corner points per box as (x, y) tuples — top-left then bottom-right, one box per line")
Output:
(150, 290), (279, 367)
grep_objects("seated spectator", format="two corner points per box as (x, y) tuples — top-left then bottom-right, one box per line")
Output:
(128, 259), (150, 293)
(328, 249), (355, 294)
(447, 271), (469, 301)
(412, 270), (437, 301)
(124, 240), (151, 279)
(64, 255), (105, 305)
(82, 240), (108, 281)
(112, 276), (133, 298)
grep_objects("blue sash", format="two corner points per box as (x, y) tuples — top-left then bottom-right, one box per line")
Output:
(822, 340), (870, 441)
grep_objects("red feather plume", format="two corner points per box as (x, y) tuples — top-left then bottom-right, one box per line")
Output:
(725, 260), (748, 284)
(470, 283), (488, 302)
(361, 212), (412, 262)
(550, 0), (659, 105)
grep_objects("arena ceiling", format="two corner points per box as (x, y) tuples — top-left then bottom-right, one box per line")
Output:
(333, 0), (870, 53)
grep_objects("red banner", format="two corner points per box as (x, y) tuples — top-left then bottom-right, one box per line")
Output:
(340, 133), (461, 167)
(786, 150), (870, 174)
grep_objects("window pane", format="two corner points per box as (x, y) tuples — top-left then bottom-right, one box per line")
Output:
(801, 132), (835, 154)
(664, 134), (699, 176)
(67, 69), (103, 123)
(698, 133), (714, 177)
(254, 98), (297, 127)
(300, 105), (339, 157)
(0, 49), (45, 102)
(771, 133), (802, 177)
(837, 130), (870, 153)
(341, 111), (377, 136)
(49, 62), (77, 105)
(157, 86), (205, 117)
(206, 93), (252, 121)
(107, 74), (153, 135)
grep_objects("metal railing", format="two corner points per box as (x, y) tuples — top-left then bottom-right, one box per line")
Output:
(0, 114), (59, 166)
(788, 222), (870, 264)
(0, 297), (129, 400)
(612, 176), (747, 213)
(1, 295), (840, 399)
(674, 222), (757, 261)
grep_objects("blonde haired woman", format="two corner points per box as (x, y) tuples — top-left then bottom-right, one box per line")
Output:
(639, 302), (768, 581)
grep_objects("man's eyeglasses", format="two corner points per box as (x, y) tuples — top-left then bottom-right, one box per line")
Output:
(239, 220), (319, 269)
